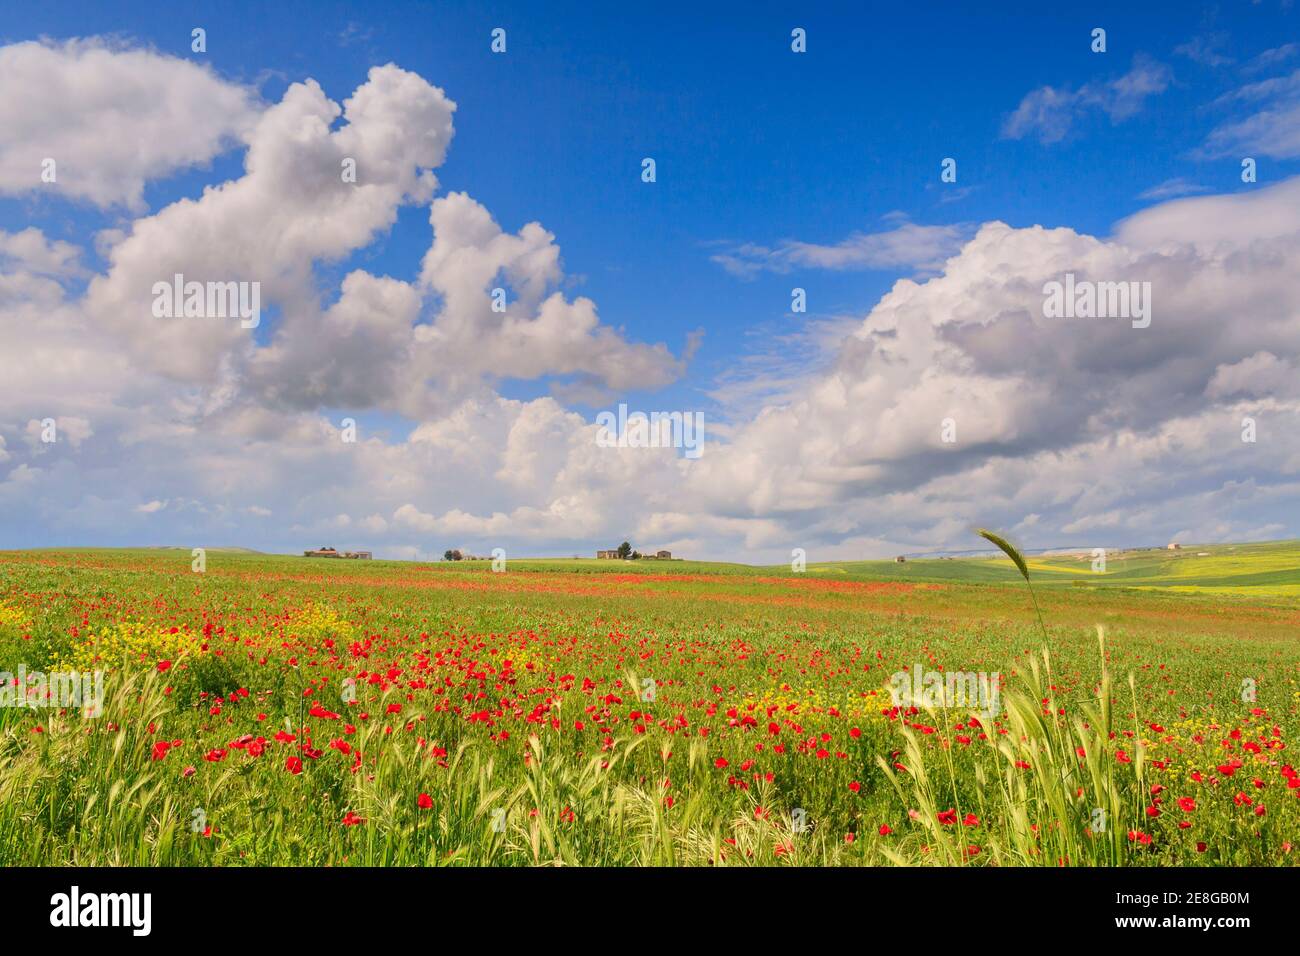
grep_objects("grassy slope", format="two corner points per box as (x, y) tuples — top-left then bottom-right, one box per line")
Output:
(10, 538), (1300, 595)
(797, 539), (1300, 598)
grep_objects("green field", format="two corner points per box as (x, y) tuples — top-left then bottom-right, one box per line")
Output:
(0, 539), (1296, 866)
(798, 539), (1300, 594)
(420, 538), (1300, 593)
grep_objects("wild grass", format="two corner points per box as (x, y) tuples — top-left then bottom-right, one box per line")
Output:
(0, 539), (1294, 866)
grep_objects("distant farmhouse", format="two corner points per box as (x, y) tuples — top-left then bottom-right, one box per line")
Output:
(596, 549), (673, 559)
(303, 546), (372, 559)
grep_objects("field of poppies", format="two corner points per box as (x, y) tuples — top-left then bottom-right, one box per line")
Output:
(0, 542), (1296, 866)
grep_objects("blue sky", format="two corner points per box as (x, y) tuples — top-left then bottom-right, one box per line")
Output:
(11, 0), (1295, 412)
(2, 2), (1300, 559)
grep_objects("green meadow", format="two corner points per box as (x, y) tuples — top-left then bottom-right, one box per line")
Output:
(0, 538), (1295, 866)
